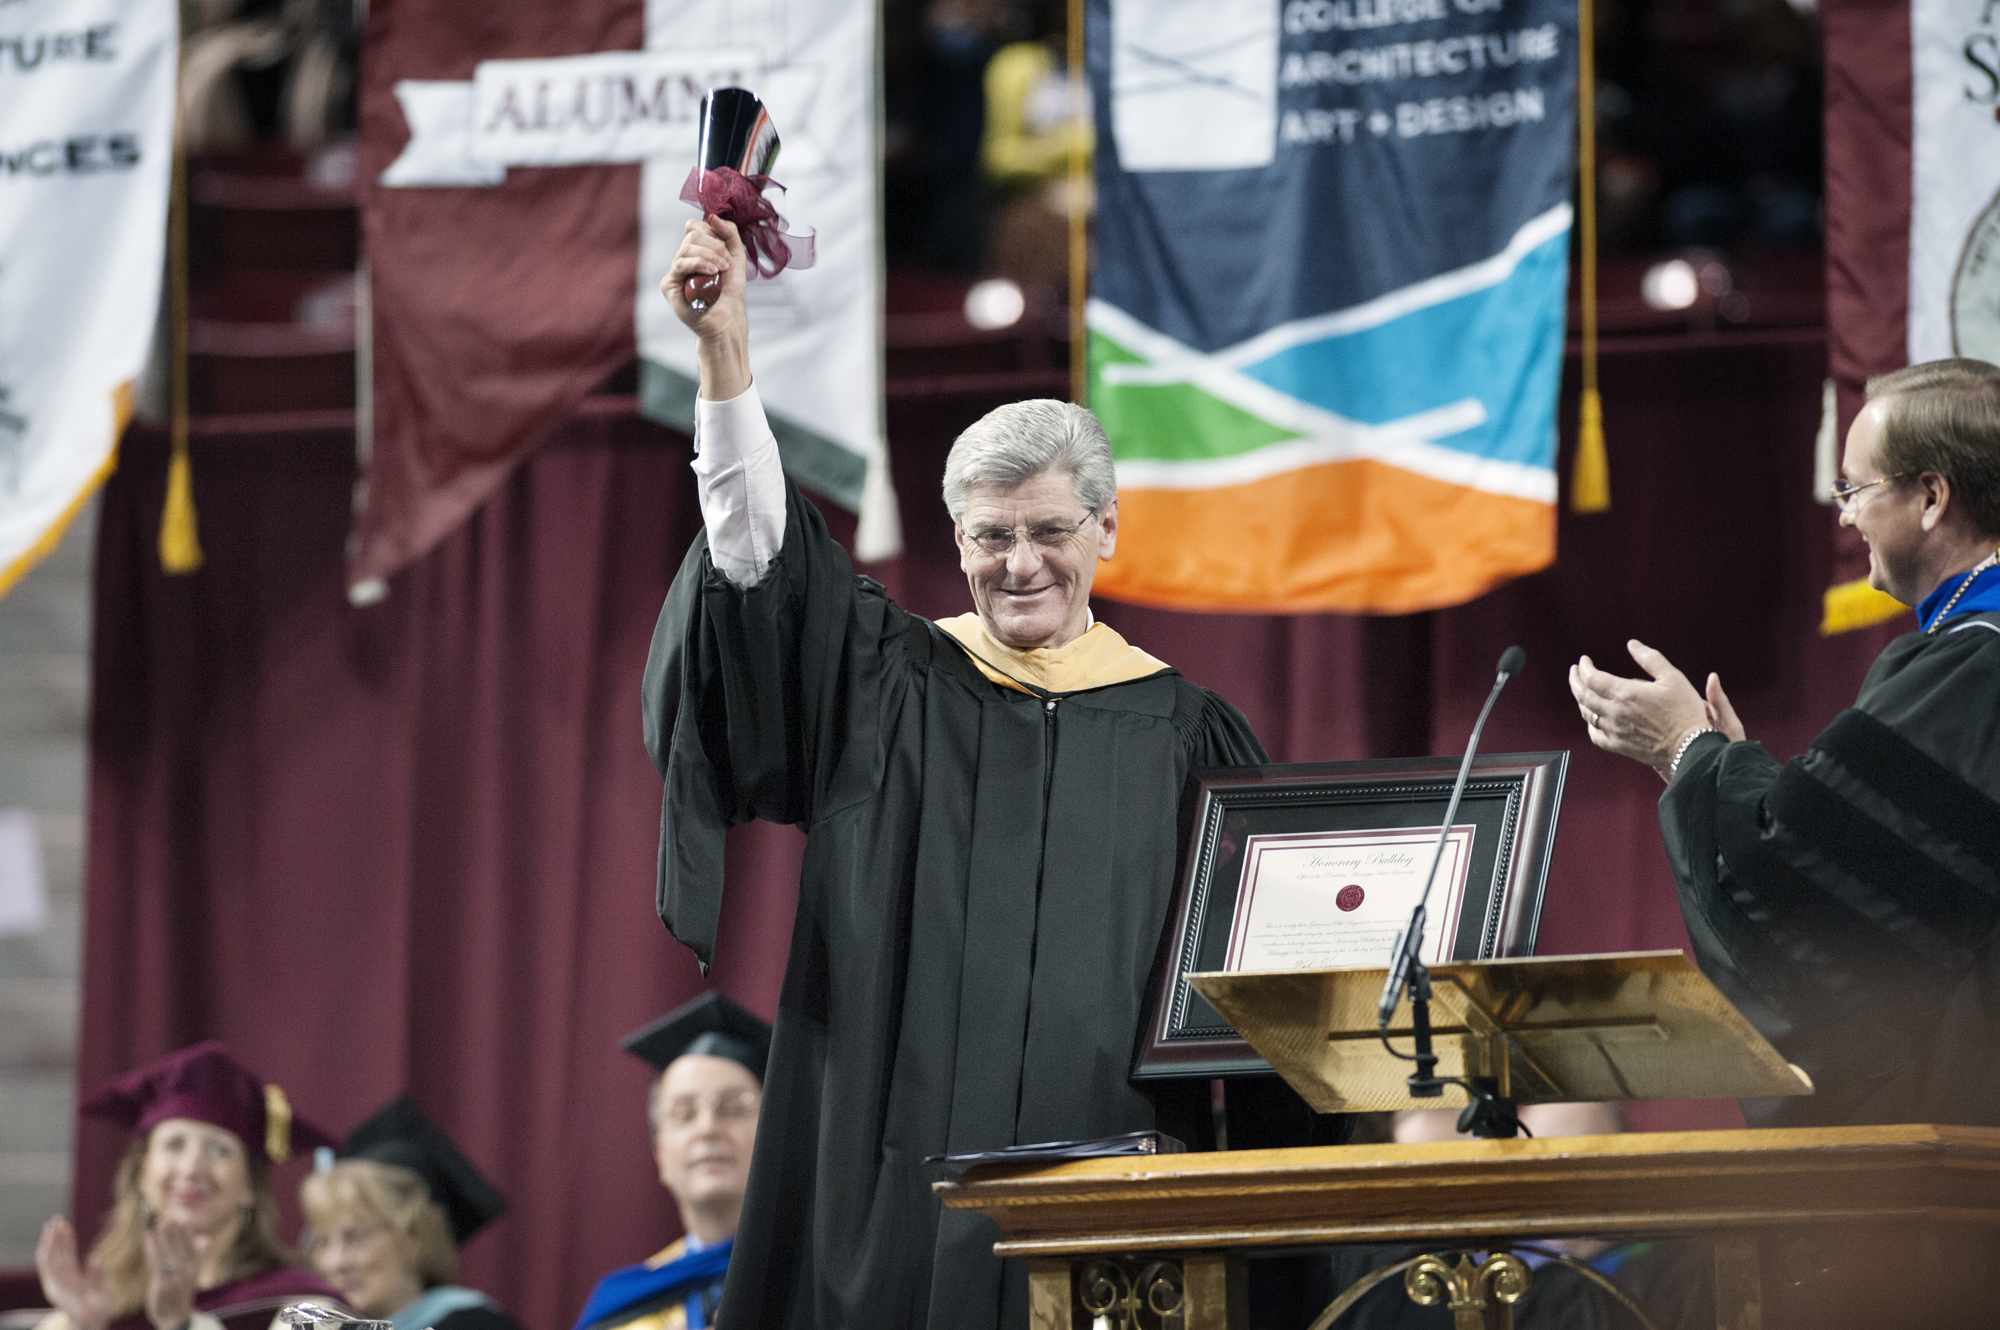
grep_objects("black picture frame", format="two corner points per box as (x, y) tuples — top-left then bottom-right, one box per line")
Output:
(1133, 752), (1568, 1081)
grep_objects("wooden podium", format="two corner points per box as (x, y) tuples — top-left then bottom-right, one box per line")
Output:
(935, 1124), (2000, 1329)
(938, 956), (2000, 1328)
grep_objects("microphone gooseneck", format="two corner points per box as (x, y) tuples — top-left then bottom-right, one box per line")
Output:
(1374, 647), (1531, 1138)
(1376, 646), (1526, 1025)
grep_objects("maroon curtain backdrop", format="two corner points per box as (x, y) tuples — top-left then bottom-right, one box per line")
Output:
(1820, 0), (1914, 588)
(79, 334), (1900, 1330)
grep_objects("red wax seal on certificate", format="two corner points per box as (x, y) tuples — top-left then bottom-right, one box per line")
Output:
(1336, 884), (1365, 912)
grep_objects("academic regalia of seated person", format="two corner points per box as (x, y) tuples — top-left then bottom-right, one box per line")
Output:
(333, 1096), (523, 1330)
(571, 995), (772, 1330)
(644, 456), (1271, 1330)
(48, 1043), (345, 1330)
(152, 1269), (347, 1330)
(1658, 594), (2000, 1129)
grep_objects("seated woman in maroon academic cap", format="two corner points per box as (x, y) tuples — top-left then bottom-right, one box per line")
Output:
(34, 1042), (345, 1330)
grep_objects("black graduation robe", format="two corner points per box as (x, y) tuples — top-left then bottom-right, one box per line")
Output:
(1658, 611), (2000, 1127)
(641, 482), (1268, 1330)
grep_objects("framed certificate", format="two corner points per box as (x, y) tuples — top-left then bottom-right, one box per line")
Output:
(1133, 752), (1567, 1081)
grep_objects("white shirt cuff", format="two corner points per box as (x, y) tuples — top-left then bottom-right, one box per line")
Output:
(692, 381), (787, 586)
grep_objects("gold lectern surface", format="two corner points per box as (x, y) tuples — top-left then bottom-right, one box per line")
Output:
(932, 1124), (2000, 1255)
(1188, 950), (1811, 1112)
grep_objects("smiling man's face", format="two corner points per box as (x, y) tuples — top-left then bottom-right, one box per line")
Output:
(955, 469), (1118, 650)
(653, 1055), (761, 1216)
(1841, 396), (1930, 603)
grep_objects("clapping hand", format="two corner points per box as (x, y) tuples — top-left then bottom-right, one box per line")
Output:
(142, 1221), (200, 1330)
(37, 1217), (112, 1330)
(1568, 639), (1741, 778)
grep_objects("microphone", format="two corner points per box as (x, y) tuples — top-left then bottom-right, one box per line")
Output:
(1376, 646), (1526, 1026)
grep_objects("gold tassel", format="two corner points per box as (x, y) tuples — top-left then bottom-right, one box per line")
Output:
(159, 117), (202, 574)
(1819, 577), (1908, 636)
(264, 1084), (293, 1163)
(159, 449), (203, 572)
(1570, 0), (1607, 513)
(1571, 387), (1610, 512)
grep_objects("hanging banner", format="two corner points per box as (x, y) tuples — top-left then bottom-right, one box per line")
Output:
(635, 0), (882, 520)
(0, 0), (175, 597)
(1086, 0), (1575, 614)
(355, 0), (886, 600)
(1912, 0), (2000, 366)
(1814, 0), (1922, 634)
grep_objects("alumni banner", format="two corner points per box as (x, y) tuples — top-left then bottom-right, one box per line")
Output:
(1085, 0), (1575, 614)
(356, 0), (885, 597)
(0, 0), (174, 596)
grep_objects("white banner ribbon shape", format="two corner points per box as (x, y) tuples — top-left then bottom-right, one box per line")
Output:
(382, 49), (762, 187)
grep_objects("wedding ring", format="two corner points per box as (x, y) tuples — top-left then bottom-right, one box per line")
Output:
(1587, 710), (1600, 727)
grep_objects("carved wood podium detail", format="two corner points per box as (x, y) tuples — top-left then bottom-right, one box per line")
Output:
(940, 1125), (2000, 1330)
(1404, 1252), (1529, 1330)
(1027, 1255), (1246, 1330)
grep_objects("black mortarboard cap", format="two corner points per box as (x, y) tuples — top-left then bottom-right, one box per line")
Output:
(620, 991), (771, 1082)
(338, 1095), (508, 1244)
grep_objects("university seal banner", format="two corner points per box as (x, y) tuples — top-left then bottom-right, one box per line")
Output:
(1912, 0), (2000, 367)
(1086, 0), (1576, 614)
(355, 0), (885, 599)
(0, 0), (174, 596)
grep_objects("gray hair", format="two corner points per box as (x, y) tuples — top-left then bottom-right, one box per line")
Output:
(941, 399), (1117, 522)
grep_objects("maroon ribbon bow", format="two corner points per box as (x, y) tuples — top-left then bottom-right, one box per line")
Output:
(679, 165), (817, 277)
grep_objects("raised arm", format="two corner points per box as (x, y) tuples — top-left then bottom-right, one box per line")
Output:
(664, 217), (786, 586)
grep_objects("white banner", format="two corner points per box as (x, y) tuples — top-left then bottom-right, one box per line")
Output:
(382, 50), (761, 185)
(0, 0), (174, 594)
(1910, 0), (2000, 362)
(637, 0), (892, 550)
(380, 0), (894, 553)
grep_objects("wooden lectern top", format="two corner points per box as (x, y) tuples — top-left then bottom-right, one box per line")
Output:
(933, 1124), (2000, 1257)
(1187, 950), (1812, 1112)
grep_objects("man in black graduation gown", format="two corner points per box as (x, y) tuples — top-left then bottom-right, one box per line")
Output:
(642, 221), (1267, 1330)
(1569, 358), (2000, 1129)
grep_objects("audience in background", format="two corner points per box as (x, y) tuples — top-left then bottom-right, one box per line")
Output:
(301, 1096), (522, 1330)
(980, 33), (1089, 287)
(570, 994), (771, 1330)
(34, 1044), (342, 1330)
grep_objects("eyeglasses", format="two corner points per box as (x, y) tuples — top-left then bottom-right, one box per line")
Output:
(662, 1090), (760, 1128)
(959, 509), (1098, 558)
(1831, 473), (1907, 511)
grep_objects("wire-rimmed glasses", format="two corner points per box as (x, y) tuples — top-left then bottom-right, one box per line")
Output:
(959, 507), (1099, 558)
(1831, 473), (1907, 511)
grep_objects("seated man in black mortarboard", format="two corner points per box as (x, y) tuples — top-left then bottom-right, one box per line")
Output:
(571, 993), (770, 1330)
(300, 1095), (523, 1330)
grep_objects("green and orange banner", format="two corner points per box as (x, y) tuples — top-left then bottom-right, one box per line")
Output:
(1084, 0), (1576, 614)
